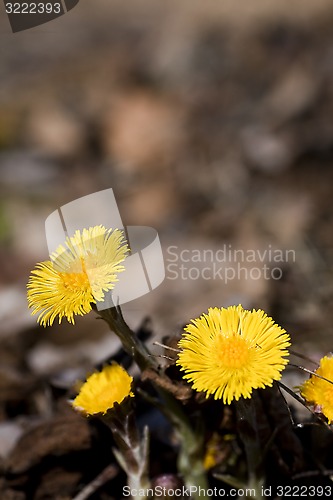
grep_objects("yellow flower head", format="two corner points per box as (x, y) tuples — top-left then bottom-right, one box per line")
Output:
(72, 363), (134, 416)
(300, 355), (333, 423)
(177, 305), (290, 404)
(27, 225), (128, 326)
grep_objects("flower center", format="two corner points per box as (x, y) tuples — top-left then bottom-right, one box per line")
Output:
(59, 257), (91, 293)
(215, 334), (250, 368)
(60, 271), (90, 292)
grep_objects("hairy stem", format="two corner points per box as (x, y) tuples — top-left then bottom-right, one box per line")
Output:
(96, 305), (157, 371)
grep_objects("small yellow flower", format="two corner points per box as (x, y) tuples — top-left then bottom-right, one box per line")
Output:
(203, 433), (224, 470)
(27, 225), (128, 326)
(300, 355), (333, 423)
(177, 305), (290, 404)
(72, 363), (134, 415)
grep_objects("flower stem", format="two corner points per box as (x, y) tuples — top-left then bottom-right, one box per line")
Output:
(235, 397), (265, 499)
(175, 414), (208, 499)
(98, 305), (208, 497)
(103, 400), (150, 499)
(146, 387), (208, 499)
(96, 305), (157, 371)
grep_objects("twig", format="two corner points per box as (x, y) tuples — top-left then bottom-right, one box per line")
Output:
(276, 381), (296, 426)
(289, 363), (333, 385)
(72, 464), (119, 500)
(292, 469), (333, 480)
(153, 341), (181, 353)
(278, 382), (332, 430)
(289, 350), (318, 366)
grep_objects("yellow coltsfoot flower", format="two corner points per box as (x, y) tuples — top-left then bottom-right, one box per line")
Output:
(27, 225), (128, 326)
(72, 362), (134, 416)
(72, 363), (150, 494)
(300, 355), (333, 424)
(177, 305), (291, 404)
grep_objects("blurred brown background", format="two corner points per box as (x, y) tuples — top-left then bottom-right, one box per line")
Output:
(1, 0), (333, 449)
